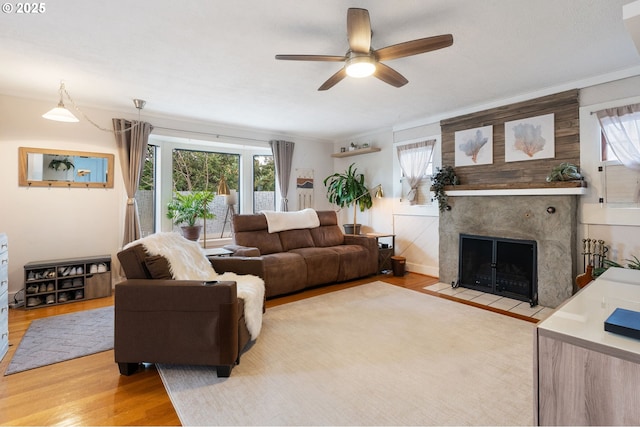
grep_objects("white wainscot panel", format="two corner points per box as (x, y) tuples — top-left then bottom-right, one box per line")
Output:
(393, 214), (439, 277)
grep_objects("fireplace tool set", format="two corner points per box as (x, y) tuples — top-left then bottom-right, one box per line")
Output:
(582, 238), (609, 272)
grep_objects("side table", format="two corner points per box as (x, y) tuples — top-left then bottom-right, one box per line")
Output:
(204, 247), (234, 257)
(366, 233), (395, 273)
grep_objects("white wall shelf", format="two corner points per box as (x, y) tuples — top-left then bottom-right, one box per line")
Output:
(331, 147), (381, 158)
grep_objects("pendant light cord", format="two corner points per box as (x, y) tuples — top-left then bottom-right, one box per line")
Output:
(60, 82), (144, 134)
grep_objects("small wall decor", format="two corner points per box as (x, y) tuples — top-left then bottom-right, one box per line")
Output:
(296, 168), (314, 209)
(454, 125), (493, 166)
(505, 113), (555, 162)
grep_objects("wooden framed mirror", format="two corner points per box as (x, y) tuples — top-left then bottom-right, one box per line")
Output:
(19, 147), (115, 188)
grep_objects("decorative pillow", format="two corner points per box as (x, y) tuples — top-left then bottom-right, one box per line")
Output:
(144, 255), (173, 279)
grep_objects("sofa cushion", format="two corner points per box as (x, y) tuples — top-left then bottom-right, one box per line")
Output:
(234, 230), (283, 255)
(144, 255), (173, 280)
(310, 224), (345, 247)
(118, 244), (153, 279)
(289, 247), (340, 286)
(329, 245), (376, 282)
(261, 253), (308, 297)
(279, 229), (315, 251)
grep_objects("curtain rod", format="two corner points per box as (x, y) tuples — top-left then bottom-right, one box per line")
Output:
(152, 125), (270, 144)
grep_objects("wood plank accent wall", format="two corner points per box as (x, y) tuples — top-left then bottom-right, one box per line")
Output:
(440, 89), (580, 185)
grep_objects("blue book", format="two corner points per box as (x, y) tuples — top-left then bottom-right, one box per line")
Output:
(604, 308), (640, 340)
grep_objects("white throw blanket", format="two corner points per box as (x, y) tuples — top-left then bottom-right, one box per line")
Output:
(124, 232), (265, 339)
(261, 208), (320, 233)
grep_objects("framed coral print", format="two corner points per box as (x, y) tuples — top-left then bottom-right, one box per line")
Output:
(455, 125), (493, 166)
(504, 113), (555, 162)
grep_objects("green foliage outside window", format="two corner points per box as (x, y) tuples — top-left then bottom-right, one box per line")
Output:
(172, 149), (240, 192)
(254, 155), (275, 191)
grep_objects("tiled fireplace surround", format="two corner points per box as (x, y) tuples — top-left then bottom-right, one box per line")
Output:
(439, 193), (578, 308)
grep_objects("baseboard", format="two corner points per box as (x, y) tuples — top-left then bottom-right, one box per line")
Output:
(406, 262), (438, 278)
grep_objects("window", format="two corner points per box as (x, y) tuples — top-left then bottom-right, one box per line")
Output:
(143, 135), (274, 241)
(137, 144), (157, 237)
(600, 130), (640, 206)
(172, 148), (240, 238)
(253, 155), (275, 212)
(396, 139), (436, 205)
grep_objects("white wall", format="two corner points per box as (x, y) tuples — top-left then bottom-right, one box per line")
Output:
(0, 94), (335, 301)
(578, 75), (640, 264)
(0, 95), (125, 301)
(333, 125), (441, 278)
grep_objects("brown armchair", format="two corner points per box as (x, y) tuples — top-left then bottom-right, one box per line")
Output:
(114, 244), (252, 378)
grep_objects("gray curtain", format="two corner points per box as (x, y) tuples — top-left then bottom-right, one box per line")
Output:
(269, 140), (295, 211)
(113, 119), (154, 246)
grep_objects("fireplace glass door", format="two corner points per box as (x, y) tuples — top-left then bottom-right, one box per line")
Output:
(458, 234), (538, 306)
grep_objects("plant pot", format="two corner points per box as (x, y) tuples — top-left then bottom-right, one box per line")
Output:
(343, 224), (361, 235)
(181, 225), (202, 241)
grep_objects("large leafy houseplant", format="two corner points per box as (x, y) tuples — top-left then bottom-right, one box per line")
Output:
(167, 191), (215, 240)
(324, 163), (372, 234)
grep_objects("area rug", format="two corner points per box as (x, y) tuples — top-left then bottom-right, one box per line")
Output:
(4, 306), (114, 375)
(158, 281), (534, 426)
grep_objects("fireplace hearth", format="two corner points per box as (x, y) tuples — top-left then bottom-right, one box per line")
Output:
(458, 234), (538, 306)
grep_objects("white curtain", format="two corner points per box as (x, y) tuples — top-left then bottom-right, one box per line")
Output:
(596, 103), (640, 171)
(396, 140), (435, 205)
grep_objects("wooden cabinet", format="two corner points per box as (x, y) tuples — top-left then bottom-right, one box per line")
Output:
(24, 255), (112, 309)
(534, 267), (640, 425)
(0, 233), (8, 362)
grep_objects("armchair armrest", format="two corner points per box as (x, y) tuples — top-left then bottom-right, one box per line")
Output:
(115, 279), (237, 311)
(114, 279), (240, 371)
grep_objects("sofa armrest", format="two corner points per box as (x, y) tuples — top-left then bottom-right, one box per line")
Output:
(209, 256), (265, 279)
(224, 244), (261, 257)
(344, 234), (378, 251)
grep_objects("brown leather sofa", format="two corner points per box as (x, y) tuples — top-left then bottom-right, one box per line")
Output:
(210, 210), (378, 298)
(114, 244), (251, 377)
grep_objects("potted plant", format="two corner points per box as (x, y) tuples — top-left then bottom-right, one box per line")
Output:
(431, 165), (459, 212)
(324, 163), (372, 234)
(166, 191), (215, 241)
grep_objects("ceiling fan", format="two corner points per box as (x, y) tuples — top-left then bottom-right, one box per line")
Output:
(275, 8), (453, 91)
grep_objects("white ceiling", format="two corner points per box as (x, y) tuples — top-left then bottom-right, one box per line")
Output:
(1, 0), (640, 141)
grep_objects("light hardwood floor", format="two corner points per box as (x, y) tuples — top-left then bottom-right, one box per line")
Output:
(0, 273), (448, 425)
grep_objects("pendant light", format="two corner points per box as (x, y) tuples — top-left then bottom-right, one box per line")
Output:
(42, 82), (79, 122)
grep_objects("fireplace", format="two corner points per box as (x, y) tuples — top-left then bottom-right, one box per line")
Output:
(458, 234), (538, 306)
(439, 194), (578, 308)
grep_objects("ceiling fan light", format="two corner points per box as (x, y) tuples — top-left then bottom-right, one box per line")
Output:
(42, 101), (79, 122)
(345, 56), (376, 78)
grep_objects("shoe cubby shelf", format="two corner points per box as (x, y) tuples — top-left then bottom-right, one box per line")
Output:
(24, 255), (112, 309)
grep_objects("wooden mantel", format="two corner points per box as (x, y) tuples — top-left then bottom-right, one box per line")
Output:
(438, 180), (587, 196)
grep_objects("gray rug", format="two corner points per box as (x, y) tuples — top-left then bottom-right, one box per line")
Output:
(4, 306), (114, 375)
(158, 281), (535, 426)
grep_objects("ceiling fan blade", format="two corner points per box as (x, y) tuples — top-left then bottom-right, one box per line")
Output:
(347, 8), (371, 53)
(318, 68), (347, 91)
(375, 34), (453, 61)
(275, 54), (345, 62)
(373, 63), (408, 88)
